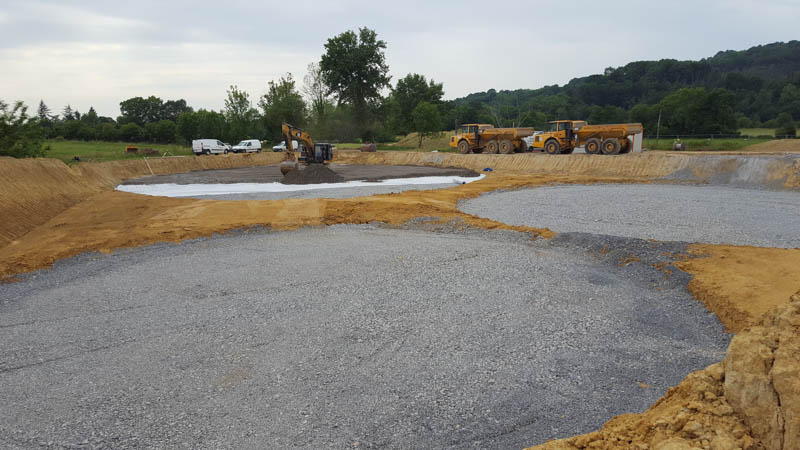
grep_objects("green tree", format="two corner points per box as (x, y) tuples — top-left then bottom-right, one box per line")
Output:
(224, 85), (258, 142)
(153, 120), (177, 143)
(411, 101), (442, 148)
(119, 122), (143, 141)
(392, 73), (444, 133)
(258, 74), (306, 141)
(62, 104), (75, 121)
(319, 27), (391, 131)
(177, 111), (199, 143)
(119, 96), (163, 125)
(82, 106), (99, 126)
(194, 109), (228, 140)
(97, 123), (120, 141)
(775, 112), (797, 137)
(0, 100), (46, 158)
(302, 62), (331, 124)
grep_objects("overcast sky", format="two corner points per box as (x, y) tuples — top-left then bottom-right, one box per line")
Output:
(1, 0), (797, 118)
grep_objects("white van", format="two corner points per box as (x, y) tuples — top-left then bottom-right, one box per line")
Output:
(192, 139), (228, 155)
(272, 140), (299, 152)
(232, 139), (262, 153)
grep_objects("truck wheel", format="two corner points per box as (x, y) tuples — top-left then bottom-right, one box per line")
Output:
(544, 139), (561, 155)
(585, 138), (601, 154)
(619, 139), (631, 154)
(499, 139), (514, 154)
(485, 140), (499, 154)
(457, 140), (471, 154)
(601, 138), (621, 155)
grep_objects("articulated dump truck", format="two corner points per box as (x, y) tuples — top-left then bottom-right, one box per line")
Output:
(532, 120), (644, 155)
(449, 124), (534, 154)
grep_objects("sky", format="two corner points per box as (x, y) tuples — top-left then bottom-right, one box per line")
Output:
(1, 0), (798, 118)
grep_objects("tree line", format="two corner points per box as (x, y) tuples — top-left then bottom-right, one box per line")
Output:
(3, 36), (799, 158)
(448, 41), (800, 136)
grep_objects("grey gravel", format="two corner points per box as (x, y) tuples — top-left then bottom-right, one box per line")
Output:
(460, 184), (800, 248)
(0, 225), (727, 449)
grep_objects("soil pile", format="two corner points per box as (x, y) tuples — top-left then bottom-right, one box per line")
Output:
(280, 164), (345, 185)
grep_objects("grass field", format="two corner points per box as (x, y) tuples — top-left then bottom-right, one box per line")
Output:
(44, 140), (192, 163)
(644, 137), (772, 151)
(739, 128), (776, 137)
(337, 132), (456, 152)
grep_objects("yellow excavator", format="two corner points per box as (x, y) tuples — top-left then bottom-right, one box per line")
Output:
(279, 123), (334, 175)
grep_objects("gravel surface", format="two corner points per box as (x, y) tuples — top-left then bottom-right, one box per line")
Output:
(0, 225), (727, 449)
(460, 184), (800, 248)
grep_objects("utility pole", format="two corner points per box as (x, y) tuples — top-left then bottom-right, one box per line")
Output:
(656, 109), (662, 147)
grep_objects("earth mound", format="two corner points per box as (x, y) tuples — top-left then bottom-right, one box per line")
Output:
(280, 164), (345, 185)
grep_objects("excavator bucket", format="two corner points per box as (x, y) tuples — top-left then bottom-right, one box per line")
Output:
(280, 160), (299, 175)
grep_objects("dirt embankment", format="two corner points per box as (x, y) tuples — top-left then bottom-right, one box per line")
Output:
(0, 154), (283, 247)
(530, 290), (800, 450)
(335, 151), (800, 189)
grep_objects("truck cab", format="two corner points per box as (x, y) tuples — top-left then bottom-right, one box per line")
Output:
(449, 124), (495, 153)
(533, 121), (585, 154)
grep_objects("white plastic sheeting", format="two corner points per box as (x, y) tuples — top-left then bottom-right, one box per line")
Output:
(117, 175), (486, 198)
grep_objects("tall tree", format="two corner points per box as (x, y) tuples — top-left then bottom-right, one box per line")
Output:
(82, 107), (99, 126)
(302, 62), (331, 123)
(258, 74), (307, 141)
(119, 96), (164, 125)
(411, 101), (442, 148)
(37, 100), (52, 122)
(319, 27), (391, 129)
(62, 104), (74, 121)
(392, 73), (444, 133)
(224, 85), (258, 142)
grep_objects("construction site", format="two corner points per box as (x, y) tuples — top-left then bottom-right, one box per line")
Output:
(1, 141), (800, 449)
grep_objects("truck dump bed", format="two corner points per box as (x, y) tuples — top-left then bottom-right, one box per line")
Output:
(482, 127), (535, 139)
(576, 123), (643, 139)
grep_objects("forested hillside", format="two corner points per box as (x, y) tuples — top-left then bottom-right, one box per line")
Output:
(445, 41), (800, 135)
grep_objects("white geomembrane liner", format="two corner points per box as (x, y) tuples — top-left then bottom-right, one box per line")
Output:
(117, 174), (486, 198)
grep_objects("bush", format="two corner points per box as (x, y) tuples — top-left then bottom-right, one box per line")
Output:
(0, 100), (46, 158)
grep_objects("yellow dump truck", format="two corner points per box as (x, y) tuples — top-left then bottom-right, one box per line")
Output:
(531, 120), (644, 155)
(449, 124), (534, 154)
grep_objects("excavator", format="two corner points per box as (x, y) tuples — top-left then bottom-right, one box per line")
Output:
(278, 123), (334, 175)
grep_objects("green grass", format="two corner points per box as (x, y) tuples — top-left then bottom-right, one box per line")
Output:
(337, 140), (455, 152)
(44, 140), (193, 163)
(739, 128), (776, 137)
(644, 137), (772, 151)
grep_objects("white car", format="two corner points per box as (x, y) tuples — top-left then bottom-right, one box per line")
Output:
(272, 140), (299, 152)
(522, 132), (543, 152)
(192, 139), (228, 155)
(232, 139), (262, 153)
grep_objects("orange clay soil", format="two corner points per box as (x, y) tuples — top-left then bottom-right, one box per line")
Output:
(0, 174), (643, 280)
(676, 244), (800, 333)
